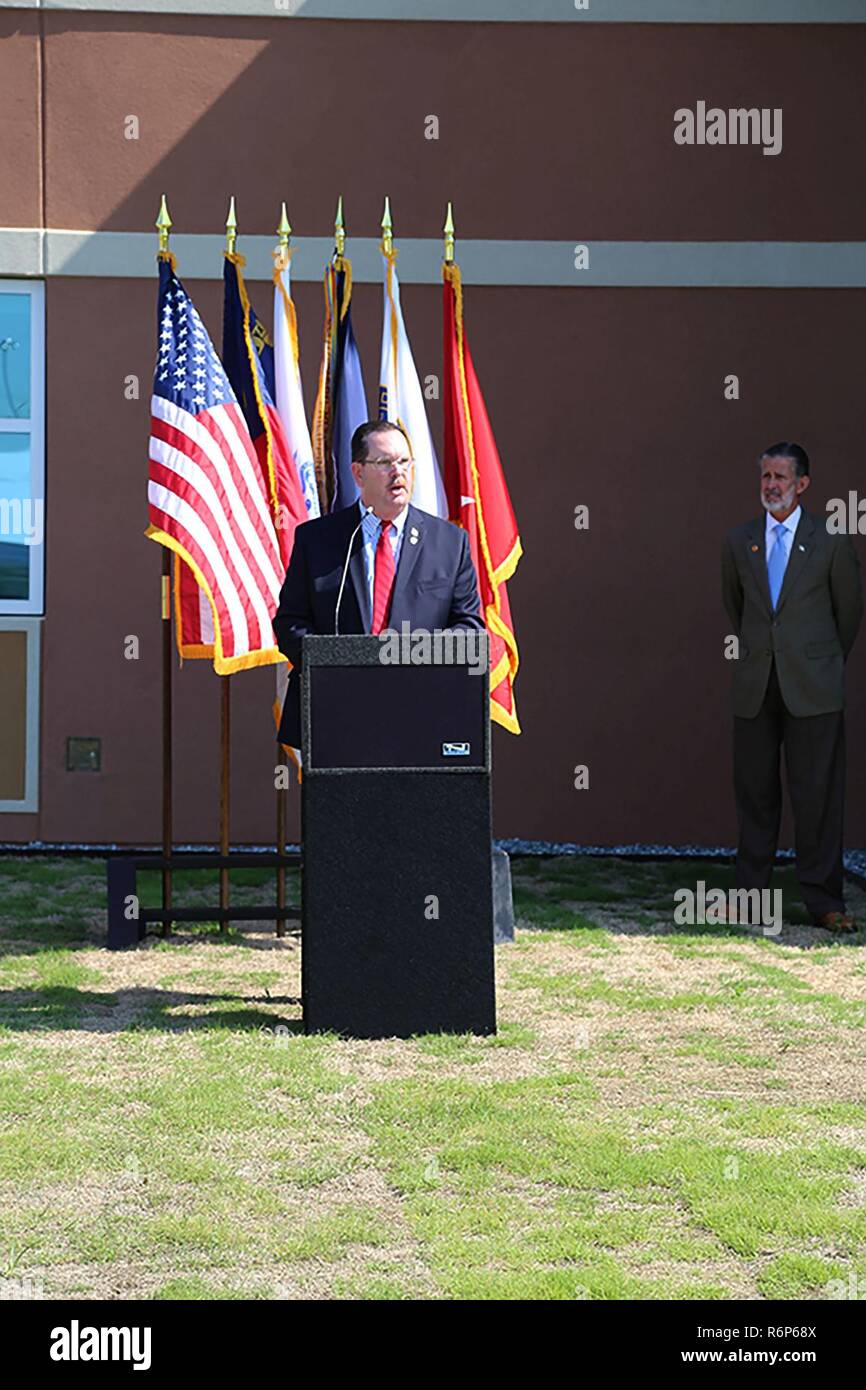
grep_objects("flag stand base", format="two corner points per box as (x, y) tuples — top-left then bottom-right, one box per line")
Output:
(107, 850), (301, 949)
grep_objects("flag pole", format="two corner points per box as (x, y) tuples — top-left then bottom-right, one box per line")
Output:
(274, 202), (291, 936)
(219, 196), (237, 932)
(325, 195), (345, 511)
(156, 194), (174, 936)
(161, 554), (173, 937)
(220, 671), (230, 930)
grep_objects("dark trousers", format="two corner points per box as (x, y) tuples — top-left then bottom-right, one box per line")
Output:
(733, 661), (846, 917)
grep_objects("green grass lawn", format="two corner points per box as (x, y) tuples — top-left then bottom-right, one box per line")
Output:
(0, 854), (865, 1301)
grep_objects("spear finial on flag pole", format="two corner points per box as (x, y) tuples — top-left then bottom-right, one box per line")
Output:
(334, 194), (345, 258)
(277, 201), (291, 251)
(381, 195), (393, 256)
(156, 194), (172, 254)
(225, 195), (238, 255)
(443, 201), (455, 264)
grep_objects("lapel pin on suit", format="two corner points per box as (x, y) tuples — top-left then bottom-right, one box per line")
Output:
(750, 544), (759, 552)
(798, 544), (806, 552)
(409, 526), (419, 545)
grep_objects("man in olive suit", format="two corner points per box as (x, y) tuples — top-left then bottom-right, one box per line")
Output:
(722, 442), (862, 931)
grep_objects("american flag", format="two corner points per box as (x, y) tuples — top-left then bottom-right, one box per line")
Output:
(146, 255), (284, 673)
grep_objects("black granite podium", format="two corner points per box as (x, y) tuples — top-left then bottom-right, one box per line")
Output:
(300, 633), (496, 1040)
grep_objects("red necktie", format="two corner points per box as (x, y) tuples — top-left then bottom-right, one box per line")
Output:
(371, 520), (395, 634)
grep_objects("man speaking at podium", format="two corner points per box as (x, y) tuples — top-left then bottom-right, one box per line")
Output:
(274, 421), (484, 750)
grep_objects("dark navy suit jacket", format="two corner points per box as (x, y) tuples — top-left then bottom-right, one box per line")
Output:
(273, 502), (484, 747)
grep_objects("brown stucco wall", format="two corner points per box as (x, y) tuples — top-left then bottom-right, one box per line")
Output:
(1, 15), (865, 846)
(34, 15), (866, 239)
(0, 12), (41, 228)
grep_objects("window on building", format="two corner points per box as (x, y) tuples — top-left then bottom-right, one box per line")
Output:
(0, 617), (40, 811)
(0, 282), (43, 812)
(0, 281), (44, 615)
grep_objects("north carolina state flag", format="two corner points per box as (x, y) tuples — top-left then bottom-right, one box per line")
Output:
(443, 262), (521, 733)
(222, 252), (308, 573)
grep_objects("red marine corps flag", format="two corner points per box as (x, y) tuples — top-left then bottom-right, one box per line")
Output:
(145, 252), (284, 673)
(443, 248), (522, 733)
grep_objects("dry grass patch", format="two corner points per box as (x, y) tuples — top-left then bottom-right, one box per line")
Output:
(2, 854), (865, 1300)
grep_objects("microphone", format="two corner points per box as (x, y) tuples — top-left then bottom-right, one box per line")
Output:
(335, 504), (374, 636)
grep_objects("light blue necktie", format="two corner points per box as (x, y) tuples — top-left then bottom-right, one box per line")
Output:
(767, 523), (788, 609)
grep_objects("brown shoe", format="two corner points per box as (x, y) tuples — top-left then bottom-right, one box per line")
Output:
(814, 911), (857, 934)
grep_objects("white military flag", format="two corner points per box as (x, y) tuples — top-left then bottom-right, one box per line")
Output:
(273, 248), (320, 520)
(379, 251), (447, 518)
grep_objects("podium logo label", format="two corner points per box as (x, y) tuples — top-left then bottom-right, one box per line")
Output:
(442, 742), (470, 757)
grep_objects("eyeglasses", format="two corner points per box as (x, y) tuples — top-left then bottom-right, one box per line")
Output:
(361, 457), (414, 472)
